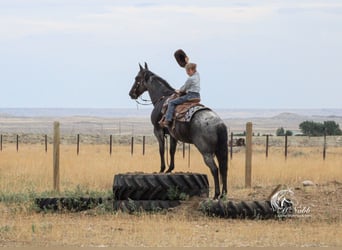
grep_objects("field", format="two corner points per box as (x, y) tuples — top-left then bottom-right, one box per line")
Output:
(0, 141), (342, 247)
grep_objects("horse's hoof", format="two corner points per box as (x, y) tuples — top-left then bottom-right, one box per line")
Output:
(219, 193), (227, 200)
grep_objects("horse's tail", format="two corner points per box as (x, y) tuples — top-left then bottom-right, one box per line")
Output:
(215, 123), (228, 195)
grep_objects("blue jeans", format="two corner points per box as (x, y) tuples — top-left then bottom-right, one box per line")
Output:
(165, 92), (200, 122)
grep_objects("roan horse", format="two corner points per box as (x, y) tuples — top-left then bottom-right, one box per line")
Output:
(129, 63), (228, 199)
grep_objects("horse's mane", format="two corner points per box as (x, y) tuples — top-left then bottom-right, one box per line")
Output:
(149, 71), (175, 91)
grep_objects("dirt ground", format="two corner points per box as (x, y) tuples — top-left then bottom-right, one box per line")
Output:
(0, 180), (341, 247)
(175, 180), (342, 223)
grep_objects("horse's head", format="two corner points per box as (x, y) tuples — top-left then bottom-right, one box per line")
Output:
(129, 62), (150, 99)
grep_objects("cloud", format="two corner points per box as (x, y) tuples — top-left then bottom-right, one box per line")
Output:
(1, 1), (342, 41)
(0, 3), (274, 41)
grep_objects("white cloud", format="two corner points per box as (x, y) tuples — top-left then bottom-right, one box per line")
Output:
(1, 1), (342, 40)
(0, 0), (341, 108)
(0, 4), (275, 41)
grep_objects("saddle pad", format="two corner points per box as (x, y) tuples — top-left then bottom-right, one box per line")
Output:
(175, 105), (210, 122)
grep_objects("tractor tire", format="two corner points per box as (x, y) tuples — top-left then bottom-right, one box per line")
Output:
(200, 199), (276, 219)
(35, 197), (105, 212)
(113, 200), (181, 213)
(113, 172), (209, 200)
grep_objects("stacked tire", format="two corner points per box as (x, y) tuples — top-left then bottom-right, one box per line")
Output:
(35, 197), (105, 212)
(200, 199), (277, 219)
(112, 172), (209, 213)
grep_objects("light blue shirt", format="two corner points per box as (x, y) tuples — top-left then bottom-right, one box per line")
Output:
(179, 71), (200, 93)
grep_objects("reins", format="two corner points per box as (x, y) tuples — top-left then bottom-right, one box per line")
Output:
(135, 96), (153, 106)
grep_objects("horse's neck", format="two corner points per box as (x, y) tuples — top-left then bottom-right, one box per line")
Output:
(147, 77), (174, 106)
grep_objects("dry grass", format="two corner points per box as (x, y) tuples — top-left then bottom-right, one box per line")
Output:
(0, 142), (342, 247)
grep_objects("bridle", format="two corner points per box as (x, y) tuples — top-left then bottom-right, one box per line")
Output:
(131, 75), (152, 106)
(132, 71), (172, 107)
(136, 95), (152, 106)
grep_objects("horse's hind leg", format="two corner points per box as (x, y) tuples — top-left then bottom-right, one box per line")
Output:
(166, 136), (177, 173)
(154, 128), (166, 173)
(202, 153), (220, 199)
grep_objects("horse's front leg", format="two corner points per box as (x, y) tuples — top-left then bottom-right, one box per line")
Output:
(166, 136), (177, 173)
(154, 128), (166, 173)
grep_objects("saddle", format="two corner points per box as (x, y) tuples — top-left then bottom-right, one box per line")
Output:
(161, 93), (208, 124)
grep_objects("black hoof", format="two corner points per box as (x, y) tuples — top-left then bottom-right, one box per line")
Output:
(219, 192), (227, 200)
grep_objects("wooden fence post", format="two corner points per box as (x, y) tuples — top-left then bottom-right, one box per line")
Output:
(16, 134), (19, 152)
(131, 136), (134, 155)
(0, 134), (2, 151)
(53, 122), (60, 193)
(266, 135), (269, 158)
(165, 136), (168, 164)
(182, 142), (185, 159)
(285, 134), (288, 159)
(76, 134), (80, 155)
(45, 134), (48, 153)
(230, 132), (233, 159)
(323, 132), (327, 160)
(188, 144), (191, 168)
(245, 122), (252, 188)
(142, 136), (145, 155)
(109, 135), (113, 155)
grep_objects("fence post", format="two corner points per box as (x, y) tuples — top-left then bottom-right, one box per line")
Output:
(165, 135), (169, 164)
(230, 132), (233, 159)
(16, 134), (19, 152)
(45, 134), (48, 153)
(323, 132), (327, 160)
(53, 122), (60, 193)
(285, 134), (288, 159)
(0, 134), (2, 151)
(77, 134), (80, 155)
(182, 142), (185, 158)
(131, 136), (134, 155)
(142, 136), (145, 155)
(188, 144), (191, 168)
(245, 122), (252, 188)
(109, 135), (113, 155)
(266, 134), (269, 158)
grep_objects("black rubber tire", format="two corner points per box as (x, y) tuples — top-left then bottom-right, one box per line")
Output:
(200, 199), (276, 219)
(113, 173), (209, 200)
(35, 197), (106, 212)
(113, 200), (181, 213)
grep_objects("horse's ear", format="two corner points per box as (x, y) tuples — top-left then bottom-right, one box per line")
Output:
(144, 62), (149, 70)
(139, 63), (143, 71)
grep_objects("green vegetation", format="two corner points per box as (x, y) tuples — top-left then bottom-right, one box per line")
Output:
(276, 127), (293, 136)
(299, 120), (342, 136)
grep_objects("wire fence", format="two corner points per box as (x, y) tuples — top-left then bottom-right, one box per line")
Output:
(1, 132), (342, 160)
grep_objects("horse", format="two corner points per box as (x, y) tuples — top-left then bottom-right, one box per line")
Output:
(129, 62), (228, 199)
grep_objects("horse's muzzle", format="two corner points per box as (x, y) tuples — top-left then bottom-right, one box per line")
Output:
(129, 92), (137, 99)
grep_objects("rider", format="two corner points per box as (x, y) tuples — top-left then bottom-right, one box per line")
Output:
(159, 62), (201, 127)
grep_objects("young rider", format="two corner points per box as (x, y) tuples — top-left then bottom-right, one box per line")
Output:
(159, 62), (200, 127)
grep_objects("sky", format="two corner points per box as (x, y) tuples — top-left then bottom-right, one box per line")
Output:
(0, 0), (341, 109)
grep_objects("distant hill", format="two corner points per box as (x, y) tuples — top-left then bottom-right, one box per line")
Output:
(1, 108), (342, 135)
